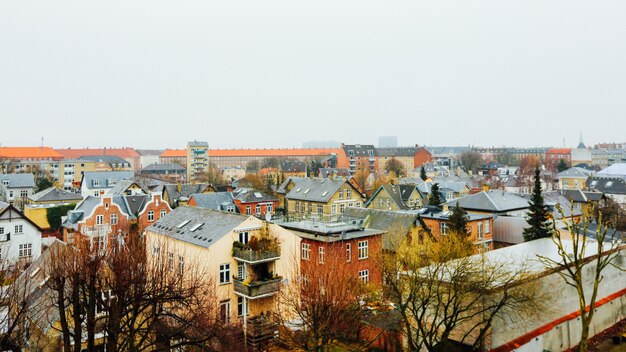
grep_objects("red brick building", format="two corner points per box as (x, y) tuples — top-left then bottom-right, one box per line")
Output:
(62, 193), (171, 246)
(232, 188), (278, 217)
(419, 206), (495, 251)
(277, 216), (384, 287)
(413, 147), (433, 168)
(545, 148), (572, 170)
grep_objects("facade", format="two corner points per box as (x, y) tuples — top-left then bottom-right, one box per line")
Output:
(339, 144), (378, 175)
(209, 148), (341, 169)
(366, 184), (423, 211)
(376, 146), (432, 175)
(162, 183), (216, 208)
(0, 173), (35, 204)
(232, 188), (278, 217)
(186, 141), (209, 182)
(79, 171), (135, 198)
(222, 166), (246, 182)
(419, 207), (495, 251)
(275, 215), (384, 287)
(0, 204), (43, 267)
(545, 148), (572, 170)
(284, 178), (364, 216)
(0, 147), (64, 180)
(24, 187), (83, 231)
(55, 148), (142, 173)
(159, 149), (187, 165)
(144, 206), (301, 341)
(140, 163), (186, 182)
(556, 167), (594, 190)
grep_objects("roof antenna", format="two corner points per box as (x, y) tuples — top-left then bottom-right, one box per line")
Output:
(41, 137), (44, 152)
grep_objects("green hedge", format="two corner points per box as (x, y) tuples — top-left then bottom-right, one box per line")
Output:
(46, 203), (76, 231)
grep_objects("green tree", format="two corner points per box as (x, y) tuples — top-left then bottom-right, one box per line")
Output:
(557, 159), (569, 172)
(35, 177), (53, 193)
(420, 166), (427, 181)
(385, 157), (405, 177)
(523, 168), (551, 241)
(428, 183), (443, 206)
(448, 202), (468, 236)
(46, 203), (77, 231)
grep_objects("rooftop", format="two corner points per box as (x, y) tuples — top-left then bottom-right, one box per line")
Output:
(0, 147), (63, 159)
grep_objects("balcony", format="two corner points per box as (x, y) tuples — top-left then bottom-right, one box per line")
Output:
(233, 248), (280, 264)
(81, 225), (112, 237)
(245, 315), (279, 349)
(234, 278), (281, 299)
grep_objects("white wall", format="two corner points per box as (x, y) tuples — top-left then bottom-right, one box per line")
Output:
(0, 208), (42, 267)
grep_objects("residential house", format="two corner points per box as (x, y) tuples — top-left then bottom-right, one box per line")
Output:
(144, 206), (300, 345)
(0, 173), (35, 205)
(587, 163), (626, 206)
(545, 148), (572, 170)
(276, 177), (306, 210)
(0, 204), (43, 267)
(107, 179), (148, 196)
(188, 192), (238, 213)
(279, 161), (307, 177)
(557, 166), (594, 190)
(366, 184), (424, 211)
(140, 163), (186, 182)
(419, 206), (496, 251)
(376, 147), (418, 175)
(339, 144), (378, 175)
(284, 178), (364, 216)
(62, 193), (171, 246)
(232, 188), (278, 217)
(557, 189), (604, 215)
(222, 166), (246, 182)
(24, 187), (83, 232)
(343, 207), (421, 252)
(275, 214), (384, 287)
(79, 171), (134, 198)
(136, 149), (163, 169)
(55, 148), (142, 173)
(162, 183), (216, 208)
(187, 141), (209, 182)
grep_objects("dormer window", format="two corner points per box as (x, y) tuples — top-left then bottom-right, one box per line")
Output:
(1, 180), (8, 186)
(93, 179), (100, 187)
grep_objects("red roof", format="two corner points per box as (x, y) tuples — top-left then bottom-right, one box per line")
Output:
(0, 147), (64, 160)
(546, 148), (571, 154)
(55, 148), (141, 159)
(160, 149), (186, 158)
(208, 148), (341, 157)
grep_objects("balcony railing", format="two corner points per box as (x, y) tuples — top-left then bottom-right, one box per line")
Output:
(233, 248), (280, 264)
(81, 225), (112, 237)
(234, 278), (281, 299)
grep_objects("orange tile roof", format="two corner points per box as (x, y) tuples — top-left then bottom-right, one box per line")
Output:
(546, 148), (572, 154)
(208, 148), (342, 157)
(160, 149), (186, 158)
(0, 147), (64, 160)
(55, 148), (141, 159)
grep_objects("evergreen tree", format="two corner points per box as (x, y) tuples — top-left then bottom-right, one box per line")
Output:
(420, 166), (427, 181)
(523, 168), (552, 241)
(557, 159), (568, 172)
(448, 202), (468, 236)
(428, 183), (443, 206)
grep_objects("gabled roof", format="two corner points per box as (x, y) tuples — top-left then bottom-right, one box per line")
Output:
(447, 191), (530, 213)
(163, 183), (212, 203)
(78, 155), (131, 167)
(141, 163), (186, 172)
(108, 180), (148, 196)
(519, 191), (582, 218)
(233, 188), (277, 203)
(0, 204), (44, 232)
(0, 201), (9, 210)
(189, 192), (237, 211)
(557, 167), (594, 179)
(145, 206), (249, 248)
(81, 171), (134, 189)
(588, 177), (626, 195)
(28, 187), (82, 203)
(343, 144), (377, 157)
(0, 173), (35, 188)
(0, 147), (63, 160)
(277, 177), (306, 194)
(285, 178), (356, 203)
(367, 184), (410, 210)
(343, 207), (418, 251)
(597, 163), (626, 177)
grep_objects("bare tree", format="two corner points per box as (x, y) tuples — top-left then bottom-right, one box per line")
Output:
(538, 205), (625, 352)
(458, 151), (483, 174)
(385, 157), (405, 178)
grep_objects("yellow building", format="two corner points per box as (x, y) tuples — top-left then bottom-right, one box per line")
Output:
(366, 184), (423, 211)
(556, 167), (593, 190)
(144, 206), (301, 337)
(284, 178), (364, 216)
(24, 187), (82, 230)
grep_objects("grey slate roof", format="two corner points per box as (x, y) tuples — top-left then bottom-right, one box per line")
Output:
(146, 206), (248, 248)
(318, 168), (351, 178)
(587, 177), (626, 195)
(447, 191), (530, 213)
(344, 207), (418, 250)
(82, 171), (134, 189)
(63, 196), (102, 229)
(28, 187), (82, 203)
(78, 155), (131, 167)
(367, 184), (410, 210)
(557, 167), (594, 179)
(62, 194), (152, 229)
(285, 178), (353, 202)
(141, 163), (186, 173)
(277, 177), (306, 194)
(233, 188), (277, 203)
(376, 147), (417, 157)
(163, 183), (212, 204)
(280, 161), (307, 173)
(189, 192), (237, 211)
(0, 173), (35, 188)
(108, 179), (148, 195)
(343, 144), (377, 157)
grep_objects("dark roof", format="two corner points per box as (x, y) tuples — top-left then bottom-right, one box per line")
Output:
(0, 204), (43, 232)
(163, 184), (212, 203)
(367, 184), (410, 210)
(376, 147), (417, 157)
(343, 144), (377, 157)
(189, 192), (237, 211)
(78, 155), (131, 166)
(277, 177), (306, 194)
(280, 160), (307, 173)
(447, 191), (530, 213)
(344, 207), (418, 251)
(28, 187), (82, 203)
(146, 206), (248, 248)
(318, 168), (351, 178)
(233, 188), (277, 203)
(285, 178), (356, 203)
(141, 163), (186, 173)
(588, 177), (626, 195)
(82, 171), (134, 189)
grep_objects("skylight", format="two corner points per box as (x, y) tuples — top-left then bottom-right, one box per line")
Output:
(304, 189), (310, 194)
(189, 223), (204, 232)
(321, 191), (328, 197)
(177, 220), (191, 228)
(254, 192), (263, 198)
(606, 181), (613, 187)
(296, 188), (301, 192)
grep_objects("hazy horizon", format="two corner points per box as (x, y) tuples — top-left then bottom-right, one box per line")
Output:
(2, 0), (625, 149)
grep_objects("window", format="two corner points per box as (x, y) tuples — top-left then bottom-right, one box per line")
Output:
(379, 198), (383, 206)
(318, 246), (325, 264)
(346, 189), (351, 198)
(110, 214), (118, 225)
(295, 202), (300, 213)
(239, 231), (249, 244)
(219, 300), (231, 324)
(358, 241), (368, 259)
(178, 256), (184, 275)
(255, 204), (261, 215)
(440, 223), (448, 235)
(386, 199), (391, 207)
(358, 269), (369, 283)
(237, 297), (248, 317)
(160, 210), (166, 218)
(219, 264), (231, 284)
(14, 225), (23, 234)
(339, 189), (344, 199)
(93, 179), (100, 186)
(331, 204), (337, 214)
(168, 252), (174, 272)
(104, 202), (109, 210)
(340, 203), (345, 213)
(94, 191), (100, 197)
(346, 243), (351, 262)
(246, 206), (251, 215)
(227, 206), (235, 213)
(267, 204), (273, 213)
(9, 191), (13, 198)
(152, 245), (160, 257)
(19, 243), (32, 258)
(477, 222), (483, 240)
(0, 227), (4, 235)
(301, 243), (311, 261)
(307, 203), (312, 213)
(485, 220), (490, 234)
(148, 211), (154, 222)
(317, 205), (323, 214)
(238, 261), (246, 280)
(20, 190), (28, 198)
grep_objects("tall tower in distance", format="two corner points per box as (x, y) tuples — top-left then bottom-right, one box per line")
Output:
(186, 141), (209, 182)
(577, 132), (586, 149)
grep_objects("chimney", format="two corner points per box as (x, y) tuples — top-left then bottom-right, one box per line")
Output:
(482, 184), (490, 192)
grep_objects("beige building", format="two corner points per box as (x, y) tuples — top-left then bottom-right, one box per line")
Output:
(366, 184), (423, 211)
(186, 141), (209, 182)
(144, 206), (300, 344)
(283, 178), (364, 216)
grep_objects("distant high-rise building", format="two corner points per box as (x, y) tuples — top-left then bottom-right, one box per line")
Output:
(378, 136), (398, 148)
(186, 141), (209, 181)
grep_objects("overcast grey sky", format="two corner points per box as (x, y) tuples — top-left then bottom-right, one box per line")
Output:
(1, 1), (625, 149)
